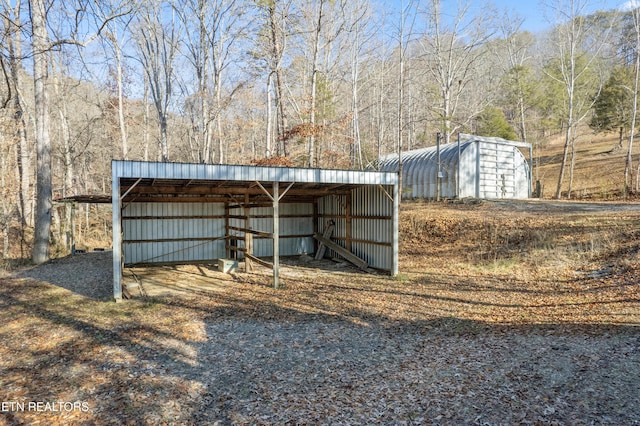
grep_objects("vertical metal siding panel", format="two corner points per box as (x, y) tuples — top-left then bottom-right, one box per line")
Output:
(172, 206), (180, 262)
(313, 183), (397, 272)
(203, 203), (211, 260)
(120, 201), (228, 264)
(114, 162), (398, 270)
(349, 186), (385, 271)
(200, 204), (210, 260)
(162, 205), (170, 261)
(370, 188), (386, 267)
(124, 242), (132, 264)
(277, 203), (309, 256)
(459, 143), (474, 198)
(251, 206), (269, 258)
(443, 145), (456, 198)
(514, 148), (529, 199)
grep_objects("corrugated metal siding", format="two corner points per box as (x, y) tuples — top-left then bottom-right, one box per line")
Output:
(379, 135), (530, 200)
(122, 202), (225, 264)
(477, 142), (514, 198)
(318, 185), (394, 271)
(354, 185), (394, 270)
(233, 203), (315, 258)
(113, 161), (398, 276)
(112, 160), (398, 186)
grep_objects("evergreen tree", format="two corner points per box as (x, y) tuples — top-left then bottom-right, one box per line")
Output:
(475, 106), (518, 140)
(590, 66), (634, 148)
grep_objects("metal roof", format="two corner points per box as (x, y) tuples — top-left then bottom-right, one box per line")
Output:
(113, 160), (399, 203)
(377, 134), (532, 199)
(378, 134), (531, 171)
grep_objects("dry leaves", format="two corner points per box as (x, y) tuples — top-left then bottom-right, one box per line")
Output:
(0, 201), (639, 425)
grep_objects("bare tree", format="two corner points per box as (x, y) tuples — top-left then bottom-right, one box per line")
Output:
(101, 10), (134, 160)
(393, 0), (417, 191)
(345, 0), (374, 169)
(299, 0), (347, 167)
(624, 5), (640, 193)
(419, 0), (495, 145)
(0, 119), (19, 259)
(493, 12), (536, 143)
(28, 0), (128, 263)
(253, 0), (293, 158)
(543, 0), (610, 199)
(30, 0), (53, 264)
(307, 0), (327, 167)
(134, 1), (179, 162)
(1, 0), (32, 228)
(178, 0), (249, 164)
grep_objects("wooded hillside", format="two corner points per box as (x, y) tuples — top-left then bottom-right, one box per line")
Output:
(1, 0), (639, 262)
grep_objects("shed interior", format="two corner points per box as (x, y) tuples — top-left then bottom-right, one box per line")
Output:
(112, 162), (399, 301)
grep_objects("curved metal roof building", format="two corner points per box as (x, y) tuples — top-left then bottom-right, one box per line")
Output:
(378, 134), (532, 200)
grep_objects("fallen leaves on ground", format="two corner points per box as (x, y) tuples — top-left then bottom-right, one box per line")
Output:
(0, 200), (639, 425)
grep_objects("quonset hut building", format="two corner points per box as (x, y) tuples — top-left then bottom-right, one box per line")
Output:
(378, 134), (532, 200)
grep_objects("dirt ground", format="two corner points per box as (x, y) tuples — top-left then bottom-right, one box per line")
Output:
(1, 200), (639, 425)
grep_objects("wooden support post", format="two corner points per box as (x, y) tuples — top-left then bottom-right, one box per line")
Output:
(244, 192), (252, 272)
(255, 180), (294, 289)
(273, 181), (280, 289)
(70, 202), (76, 255)
(245, 233), (253, 272)
(346, 193), (352, 253)
(313, 199), (319, 255)
(224, 201), (230, 259)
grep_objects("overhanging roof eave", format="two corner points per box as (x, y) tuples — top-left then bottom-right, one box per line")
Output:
(112, 160), (399, 187)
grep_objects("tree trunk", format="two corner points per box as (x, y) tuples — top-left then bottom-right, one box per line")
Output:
(31, 0), (52, 264)
(625, 7), (640, 194)
(159, 115), (169, 162)
(114, 37), (129, 159)
(266, 73), (273, 157)
(51, 56), (75, 198)
(308, 0), (325, 168)
(137, 3), (176, 163)
(555, 126), (572, 199)
(143, 77), (150, 161)
(619, 126), (624, 149)
(268, 3), (288, 156)
(568, 135), (576, 199)
(376, 68), (385, 162)
(6, 6), (32, 227)
(1, 151), (11, 259)
(555, 44), (576, 199)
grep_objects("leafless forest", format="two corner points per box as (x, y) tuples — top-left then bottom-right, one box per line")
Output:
(1, 0), (640, 262)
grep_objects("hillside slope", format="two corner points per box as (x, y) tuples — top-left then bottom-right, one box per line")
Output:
(536, 130), (640, 199)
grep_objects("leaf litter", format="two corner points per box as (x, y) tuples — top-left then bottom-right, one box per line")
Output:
(0, 200), (639, 425)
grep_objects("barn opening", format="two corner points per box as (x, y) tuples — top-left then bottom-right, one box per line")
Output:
(378, 134), (532, 200)
(112, 160), (400, 302)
